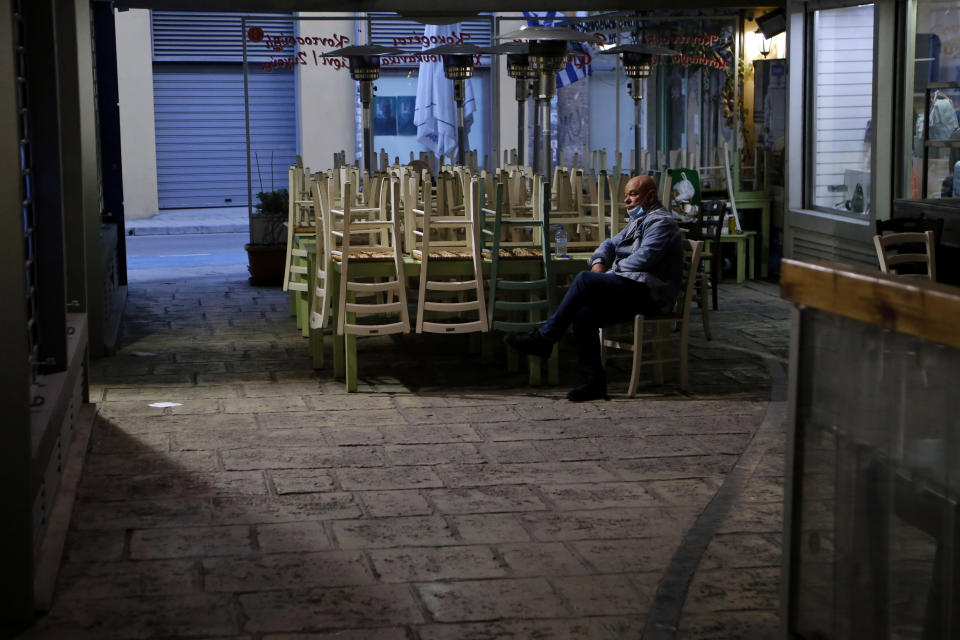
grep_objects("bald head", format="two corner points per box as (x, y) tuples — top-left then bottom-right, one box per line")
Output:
(623, 175), (658, 212)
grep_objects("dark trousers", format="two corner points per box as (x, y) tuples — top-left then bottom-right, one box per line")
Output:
(538, 271), (657, 386)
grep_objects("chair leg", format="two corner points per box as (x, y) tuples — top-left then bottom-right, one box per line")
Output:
(679, 322), (689, 391)
(628, 315), (644, 398)
(699, 274), (712, 341)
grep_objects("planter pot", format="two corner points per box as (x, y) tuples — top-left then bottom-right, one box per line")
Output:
(245, 243), (286, 286)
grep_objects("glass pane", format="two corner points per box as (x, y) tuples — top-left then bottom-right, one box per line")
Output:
(909, 1), (960, 198)
(811, 4), (874, 216)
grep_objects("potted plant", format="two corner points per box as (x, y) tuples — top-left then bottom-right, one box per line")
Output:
(245, 187), (288, 286)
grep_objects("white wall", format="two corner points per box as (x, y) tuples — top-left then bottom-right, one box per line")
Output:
(296, 13), (357, 173)
(115, 9), (159, 220)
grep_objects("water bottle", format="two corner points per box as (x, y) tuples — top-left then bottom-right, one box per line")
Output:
(554, 225), (567, 258)
(953, 161), (960, 198)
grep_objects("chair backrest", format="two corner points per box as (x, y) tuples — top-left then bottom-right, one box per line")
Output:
(873, 230), (937, 281)
(876, 215), (944, 245)
(674, 239), (705, 318)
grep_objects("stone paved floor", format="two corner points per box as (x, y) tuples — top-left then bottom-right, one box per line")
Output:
(24, 273), (791, 639)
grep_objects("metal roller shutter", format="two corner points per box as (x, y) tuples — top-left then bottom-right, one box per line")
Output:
(151, 11), (297, 209)
(153, 63), (296, 209)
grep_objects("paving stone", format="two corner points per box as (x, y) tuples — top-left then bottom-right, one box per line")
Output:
(682, 567), (780, 612)
(369, 545), (505, 582)
(400, 405), (518, 425)
(223, 396), (311, 414)
(717, 501), (784, 534)
(79, 470), (266, 502)
(358, 490), (432, 517)
(436, 462), (617, 487)
(262, 630), (407, 640)
(378, 423), (481, 444)
(203, 551), (374, 591)
(72, 497), (213, 530)
(130, 525), (253, 559)
(521, 508), (696, 542)
(532, 438), (606, 461)
(259, 409), (407, 429)
(302, 394), (397, 411)
(417, 578), (568, 622)
(700, 533), (782, 571)
(256, 522), (332, 553)
(211, 493), (362, 525)
(30, 594), (238, 638)
(101, 412), (258, 435)
(171, 428), (331, 452)
(104, 384), (239, 401)
(605, 454), (738, 481)
(448, 513), (532, 544)
(478, 441), (546, 463)
(384, 443), (484, 466)
(677, 610), (779, 640)
(537, 482), (663, 510)
(270, 469), (338, 494)
(425, 485), (547, 514)
(240, 585), (424, 632)
(337, 466), (444, 491)
(553, 573), (656, 616)
(478, 418), (636, 441)
(415, 617), (645, 640)
(62, 529), (126, 563)
(98, 399), (221, 418)
(89, 429), (170, 455)
(393, 394), (514, 408)
(332, 516), (458, 549)
(324, 427), (386, 446)
(739, 475), (784, 503)
(497, 541), (587, 576)
(55, 559), (197, 600)
(220, 446), (383, 470)
(571, 537), (681, 573)
(242, 380), (325, 397)
(198, 371), (275, 384)
(646, 477), (723, 507)
(83, 450), (220, 477)
(595, 435), (707, 459)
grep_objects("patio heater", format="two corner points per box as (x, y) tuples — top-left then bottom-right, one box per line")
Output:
(322, 44), (404, 175)
(483, 42), (536, 167)
(420, 43), (486, 166)
(599, 44), (679, 175)
(497, 26), (602, 179)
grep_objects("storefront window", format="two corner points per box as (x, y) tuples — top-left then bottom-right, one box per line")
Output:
(909, 0), (960, 198)
(810, 4), (874, 216)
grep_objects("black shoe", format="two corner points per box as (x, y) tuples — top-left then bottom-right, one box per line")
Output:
(504, 329), (554, 359)
(567, 383), (609, 402)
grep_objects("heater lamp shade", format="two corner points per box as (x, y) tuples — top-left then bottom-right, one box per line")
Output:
(756, 9), (787, 39)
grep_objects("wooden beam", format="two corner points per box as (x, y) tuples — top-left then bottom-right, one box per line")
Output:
(780, 258), (960, 350)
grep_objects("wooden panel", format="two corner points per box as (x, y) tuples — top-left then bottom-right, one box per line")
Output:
(780, 258), (960, 350)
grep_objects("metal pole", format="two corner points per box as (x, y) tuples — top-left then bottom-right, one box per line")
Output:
(541, 96), (552, 180)
(634, 98), (642, 177)
(532, 94), (541, 175)
(243, 17), (252, 243)
(360, 80), (374, 175)
(516, 77), (529, 166)
(455, 78), (466, 166)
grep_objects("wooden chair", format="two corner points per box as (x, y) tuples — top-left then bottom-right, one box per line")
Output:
(282, 162), (314, 295)
(330, 180), (410, 390)
(874, 230), (937, 281)
(309, 174), (333, 333)
(876, 215), (943, 279)
(412, 178), (488, 334)
(599, 239), (704, 396)
(483, 179), (556, 383)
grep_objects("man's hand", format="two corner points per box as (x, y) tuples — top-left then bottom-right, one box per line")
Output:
(591, 262), (607, 273)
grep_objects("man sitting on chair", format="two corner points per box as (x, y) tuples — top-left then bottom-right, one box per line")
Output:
(505, 175), (683, 401)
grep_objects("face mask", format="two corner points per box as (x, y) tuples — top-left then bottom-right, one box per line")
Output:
(627, 205), (644, 221)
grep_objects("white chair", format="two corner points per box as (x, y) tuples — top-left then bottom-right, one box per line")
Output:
(600, 239), (704, 396)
